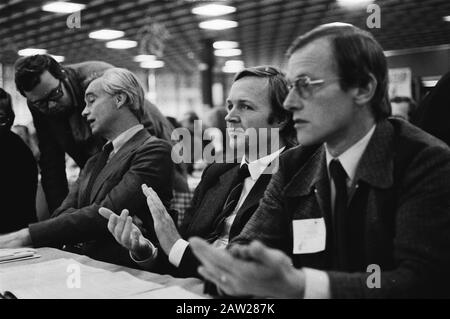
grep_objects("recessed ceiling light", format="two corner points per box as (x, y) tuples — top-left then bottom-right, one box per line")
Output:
(18, 48), (48, 56)
(134, 54), (156, 62)
(140, 60), (165, 69)
(42, 1), (86, 13)
(214, 48), (242, 57)
(192, 4), (236, 16)
(199, 19), (238, 30)
(106, 40), (137, 49)
(89, 29), (125, 40)
(443, 15), (450, 22)
(50, 55), (65, 62)
(213, 41), (239, 49)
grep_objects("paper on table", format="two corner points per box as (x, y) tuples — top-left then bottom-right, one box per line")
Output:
(0, 248), (39, 263)
(0, 258), (162, 299)
(126, 286), (206, 299)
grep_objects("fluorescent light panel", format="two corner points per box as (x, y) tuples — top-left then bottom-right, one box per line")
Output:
(213, 41), (239, 49)
(18, 48), (48, 56)
(140, 60), (165, 69)
(214, 48), (242, 57)
(89, 29), (125, 40)
(192, 4), (236, 16)
(134, 54), (156, 62)
(106, 40), (137, 49)
(199, 19), (238, 30)
(42, 1), (86, 13)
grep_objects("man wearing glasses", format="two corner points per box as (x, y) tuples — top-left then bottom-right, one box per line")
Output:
(14, 55), (180, 214)
(0, 88), (38, 234)
(189, 23), (450, 298)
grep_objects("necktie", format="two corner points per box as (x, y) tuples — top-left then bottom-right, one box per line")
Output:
(83, 142), (114, 204)
(329, 159), (348, 270)
(209, 164), (251, 242)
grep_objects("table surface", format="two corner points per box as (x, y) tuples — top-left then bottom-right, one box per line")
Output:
(0, 247), (208, 298)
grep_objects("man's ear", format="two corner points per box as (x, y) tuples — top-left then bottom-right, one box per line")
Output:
(115, 93), (127, 108)
(353, 73), (377, 106)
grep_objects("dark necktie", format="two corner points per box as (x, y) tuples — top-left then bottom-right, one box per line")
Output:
(208, 164), (251, 242)
(83, 142), (114, 204)
(329, 159), (348, 270)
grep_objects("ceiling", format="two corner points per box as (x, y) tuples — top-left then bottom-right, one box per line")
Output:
(1, 0), (450, 74)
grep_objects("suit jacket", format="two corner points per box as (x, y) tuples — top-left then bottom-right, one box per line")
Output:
(155, 161), (275, 278)
(234, 118), (450, 298)
(28, 129), (174, 266)
(0, 130), (38, 234)
(30, 61), (180, 212)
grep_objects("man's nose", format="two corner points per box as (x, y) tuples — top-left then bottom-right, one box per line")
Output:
(225, 106), (240, 123)
(81, 105), (89, 117)
(283, 90), (303, 112)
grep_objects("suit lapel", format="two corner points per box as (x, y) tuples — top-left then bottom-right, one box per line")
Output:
(89, 129), (151, 202)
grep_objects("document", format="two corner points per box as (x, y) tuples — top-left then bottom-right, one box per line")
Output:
(0, 248), (40, 264)
(0, 258), (162, 299)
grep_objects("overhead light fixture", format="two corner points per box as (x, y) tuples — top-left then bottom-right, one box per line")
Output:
(192, 4), (236, 16)
(89, 29), (125, 40)
(214, 48), (242, 57)
(140, 60), (165, 69)
(199, 19), (238, 30)
(337, 0), (374, 8)
(134, 54), (156, 62)
(50, 55), (65, 62)
(42, 1), (86, 13)
(106, 39), (137, 49)
(213, 41), (239, 49)
(223, 60), (244, 73)
(18, 48), (48, 56)
(225, 60), (244, 67)
(443, 15), (450, 22)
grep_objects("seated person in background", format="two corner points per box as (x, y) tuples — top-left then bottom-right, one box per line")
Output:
(0, 68), (174, 267)
(99, 66), (298, 277)
(0, 88), (38, 234)
(14, 54), (183, 214)
(390, 96), (416, 122)
(189, 23), (450, 298)
(413, 71), (450, 146)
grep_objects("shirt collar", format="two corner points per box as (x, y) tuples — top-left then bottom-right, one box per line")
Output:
(110, 124), (144, 154)
(325, 125), (376, 182)
(240, 146), (286, 181)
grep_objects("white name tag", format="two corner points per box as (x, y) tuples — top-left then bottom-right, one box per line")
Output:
(292, 218), (326, 254)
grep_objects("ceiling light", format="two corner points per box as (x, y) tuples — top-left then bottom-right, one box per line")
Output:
(223, 65), (244, 73)
(18, 48), (48, 56)
(140, 60), (165, 69)
(225, 60), (244, 67)
(106, 40), (137, 49)
(443, 15), (450, 22)
(134, 54), (156, 62)
(213, 41), (239, 49)
(192, 4), (236, 16)
(337, 0), (374, 8)
(42, 1), (86, 13)
(199, 19), (238, 30)
(50, 55), (65, 62)
(214, 49), (242, 57)
(89, 29), (125, 40)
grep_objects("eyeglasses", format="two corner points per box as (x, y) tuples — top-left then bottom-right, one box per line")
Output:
(29, 81), (64, 111)
(287, 75), (341, 99)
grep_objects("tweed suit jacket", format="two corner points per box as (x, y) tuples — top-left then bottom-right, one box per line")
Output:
(28, 130), (174, 266)
(234, 118), (450, 298)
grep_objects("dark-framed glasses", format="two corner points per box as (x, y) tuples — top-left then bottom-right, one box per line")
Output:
(287, 75), (341, 99)
(29, 81), (64, 111)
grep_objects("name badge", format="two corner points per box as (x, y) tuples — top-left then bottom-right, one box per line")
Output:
(292, 218), (326, 254)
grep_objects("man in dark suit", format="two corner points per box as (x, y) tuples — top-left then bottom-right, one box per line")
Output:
(99, 66), (297, 277)
(0, 88), (38, 234)
(0, 68), (173, 267)
(189, 23), (450, 298)
(14, 55), (184, 213)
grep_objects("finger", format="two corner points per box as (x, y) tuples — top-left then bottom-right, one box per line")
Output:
(229, 244), (254, 260)
(121, 216), (134, 248)
(245, 240), (285, 266)
(98, 207), (114, 220)
(141, 184), (151, 197)
(107, 214), (119, 235)
(189, 237), (235, 273)
(114, 209), (129, 233)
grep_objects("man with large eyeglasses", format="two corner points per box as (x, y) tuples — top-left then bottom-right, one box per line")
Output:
(0, 88), (38, 234)
(14, 55), (186, 214)
(189, 23), (450, 298)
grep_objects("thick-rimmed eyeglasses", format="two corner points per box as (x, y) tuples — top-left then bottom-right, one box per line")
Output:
(287, 75), (341, 99)
(29, 81), (64, 111)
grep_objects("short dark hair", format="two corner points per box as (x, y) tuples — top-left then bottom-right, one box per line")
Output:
(287, 23), (390, 121)
(14, 54), (65, 96)
(0, 88), (15, 128)
(233, 66), (298, 147)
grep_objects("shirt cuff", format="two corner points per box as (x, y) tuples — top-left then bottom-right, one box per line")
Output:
(129, 239), (158, 269)
(303, 267), (331, 299)
(168, 239), (190, 267)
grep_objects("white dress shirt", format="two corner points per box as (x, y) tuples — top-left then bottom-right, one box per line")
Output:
(303, 125), (376, 298)
(109, 124), (144, 159)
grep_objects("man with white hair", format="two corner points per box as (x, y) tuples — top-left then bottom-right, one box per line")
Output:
(0, 68), (174, 266)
